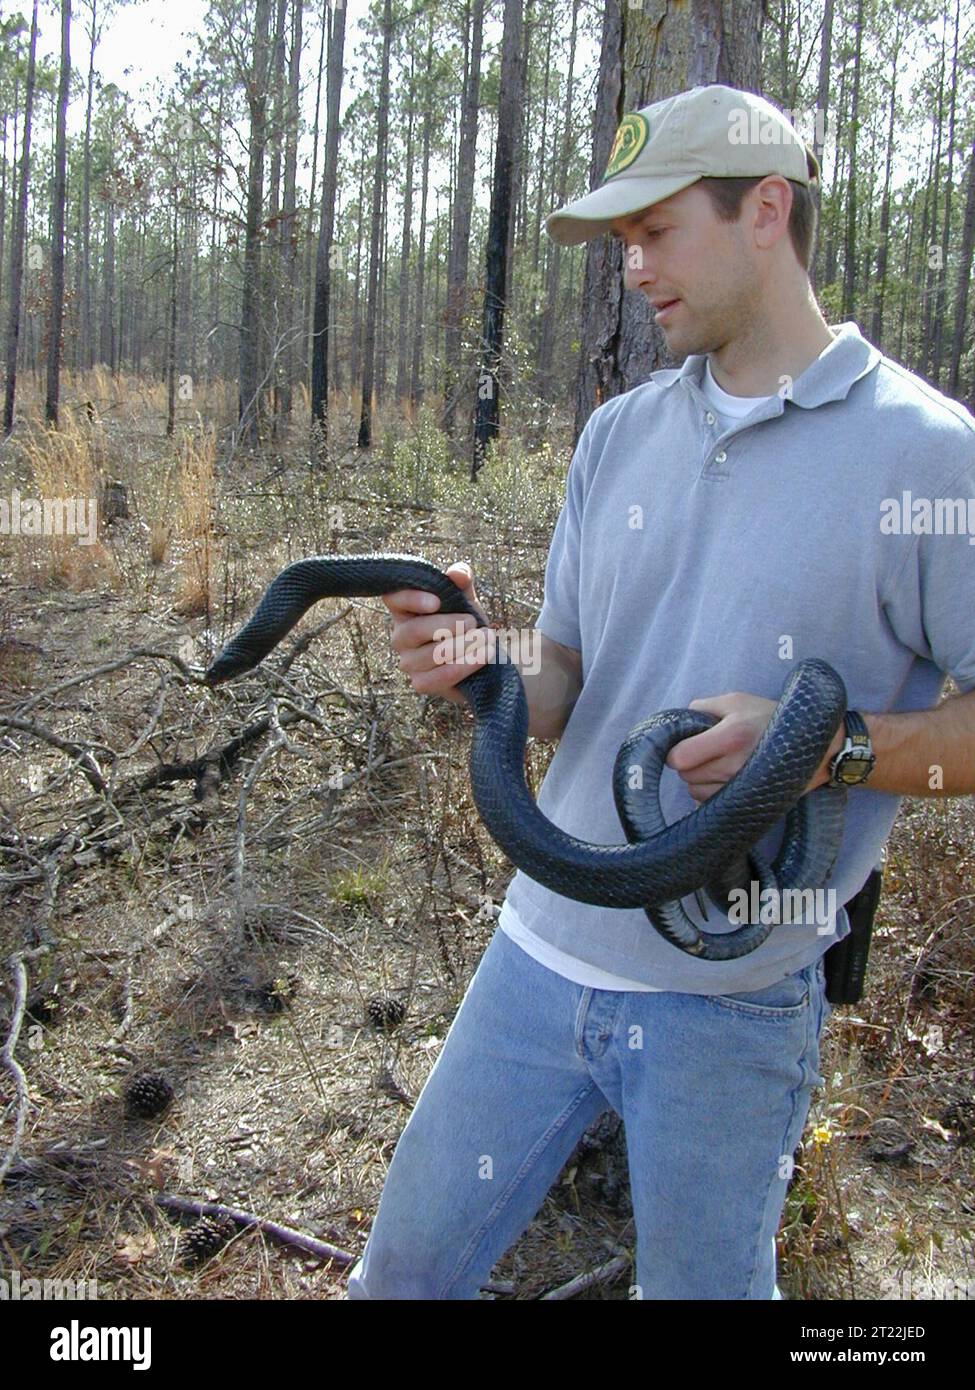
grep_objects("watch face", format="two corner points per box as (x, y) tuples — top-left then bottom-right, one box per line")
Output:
(838, 758), (873, 785)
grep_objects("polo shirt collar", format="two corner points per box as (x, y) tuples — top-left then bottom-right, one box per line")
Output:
(653, 320), (881, 410)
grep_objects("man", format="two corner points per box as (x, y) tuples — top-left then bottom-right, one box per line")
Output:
(346, 84), (975, 1299)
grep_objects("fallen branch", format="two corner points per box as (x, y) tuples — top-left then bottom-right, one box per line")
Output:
(0, 946), (51, 1186)
(539, 1253), (631, 1300)
(254, 904), (353, 955)
(116, 672), (172, 761)
(13, 647), (203, 714)
(154, 1193), (355, 1266)
(0, 716), (108, 794)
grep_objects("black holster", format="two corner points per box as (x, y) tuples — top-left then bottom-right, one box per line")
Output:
(824, 865), (883, 1005)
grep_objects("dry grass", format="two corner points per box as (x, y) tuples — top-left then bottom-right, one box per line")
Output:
(172, 424), (217, 618)
(138, 454), (179, 570)
(7, 409), (116, 590)
(149, 519), (171, 567)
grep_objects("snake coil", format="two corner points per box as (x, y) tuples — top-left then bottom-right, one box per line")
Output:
(204, 553), (848, 960)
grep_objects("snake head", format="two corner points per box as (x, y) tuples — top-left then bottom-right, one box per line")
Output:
(204, 641), (259, 686)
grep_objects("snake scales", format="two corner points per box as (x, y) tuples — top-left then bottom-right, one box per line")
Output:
(204, 553), (848, 961)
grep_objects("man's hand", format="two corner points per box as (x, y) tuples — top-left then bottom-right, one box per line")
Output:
(382, 561), (492, 706)
(666, 684), (975, 803)
(665, 690), (835, 803)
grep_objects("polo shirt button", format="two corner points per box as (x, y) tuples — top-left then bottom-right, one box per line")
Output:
(715, 449), (727, 463)
(706, 411), (716, 424)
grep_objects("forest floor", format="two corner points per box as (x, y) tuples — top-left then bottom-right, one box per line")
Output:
(0, 377), (972, 1301)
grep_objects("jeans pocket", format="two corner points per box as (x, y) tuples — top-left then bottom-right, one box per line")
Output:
(708, 964), (812, 1019)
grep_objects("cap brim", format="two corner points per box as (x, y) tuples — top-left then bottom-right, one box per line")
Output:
(545, 173), (703, 245)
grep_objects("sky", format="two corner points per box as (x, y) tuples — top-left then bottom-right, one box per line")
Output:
(7, 0), (495, 217)
(2, 0), (952, 208)
(16, 0), (376, 129)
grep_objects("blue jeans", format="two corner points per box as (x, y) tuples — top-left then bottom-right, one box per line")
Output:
(346, 925), (832, 1299)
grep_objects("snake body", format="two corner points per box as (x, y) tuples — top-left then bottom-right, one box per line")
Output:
(205, 553), (848, 960)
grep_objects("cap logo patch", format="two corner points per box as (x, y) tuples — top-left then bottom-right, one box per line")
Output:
(605, 112), (649, 178)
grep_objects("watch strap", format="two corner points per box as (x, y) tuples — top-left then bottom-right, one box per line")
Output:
(829, 708), (875, 786)
(843, 709), (869, 743)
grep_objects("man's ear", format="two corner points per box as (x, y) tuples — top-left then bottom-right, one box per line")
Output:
(751, 176), (793, 251)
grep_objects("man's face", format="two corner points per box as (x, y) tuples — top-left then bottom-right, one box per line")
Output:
(609, 183), (763, 357)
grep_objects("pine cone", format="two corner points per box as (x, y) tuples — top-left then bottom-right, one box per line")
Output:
(26, 992), (60, 1024)
(125, 1072), (174, 1119)
(179, 1215), (236, 1267)
(366, 993), (406, 1031)
(253, 974), (299, 1014)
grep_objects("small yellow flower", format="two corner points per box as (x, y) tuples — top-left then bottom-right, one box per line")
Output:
(812, 1122), (832, 1146)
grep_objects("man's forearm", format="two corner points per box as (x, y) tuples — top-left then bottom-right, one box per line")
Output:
(508, 639), (582, 742)
(810, 688), (975, 796)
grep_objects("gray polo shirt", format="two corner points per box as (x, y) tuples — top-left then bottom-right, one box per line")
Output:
(498, 321), (975, 992)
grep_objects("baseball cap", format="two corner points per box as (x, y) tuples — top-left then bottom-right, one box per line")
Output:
(545, 84), (821, 246)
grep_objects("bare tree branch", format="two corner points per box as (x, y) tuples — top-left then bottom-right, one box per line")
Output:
(154, 1192), (355, 1266)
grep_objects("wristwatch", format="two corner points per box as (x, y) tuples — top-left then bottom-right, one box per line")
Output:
(828, 710), (875, 786)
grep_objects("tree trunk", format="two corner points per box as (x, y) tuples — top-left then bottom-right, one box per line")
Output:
(443, 0), (483, 438)
(948, 135), (975, 399)
(841, 0), (864, 320)
(351, 149), (365, 389)
(266, 0), (287, 433)
(278, 0), (302, 422)
(78, 0), (98, 374)
(824, 43), (851, 292)
(239, 0), (272, 445)
(530, 3), (553, 283)
(858, 117), (877, 308)
(870, 12), (900, 346)
(208, 89), (224, 382)
(472, 0), (524, 475)
(920, 23), (946, 378)
(932, 0), (960, 383)
(2, 0), (38, 437)
(133, 210), (144, 376)
(100, 123), (117, 371)
(396, 42), (417, 404)
(310, 0), (347, 444)
(896, 138), (920, 364)
(357, 0), (393, 449)
(305, 0), (328, 379)
(45, 0), (71, 427)
(511, 0), (533, 270)
(538, 0), (579, 409)
(166, 200), (178, 437)
(409, 15), (434, 410)
(574, 0), (762, 438)
(809, 0), (833, 292)
(0, 86), (10, 301)
(377, 176), (390, 403)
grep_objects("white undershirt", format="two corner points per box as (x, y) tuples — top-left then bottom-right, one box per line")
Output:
(699, 358), (779, 423)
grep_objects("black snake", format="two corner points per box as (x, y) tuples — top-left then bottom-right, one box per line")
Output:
(204, 553), (848, 961)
